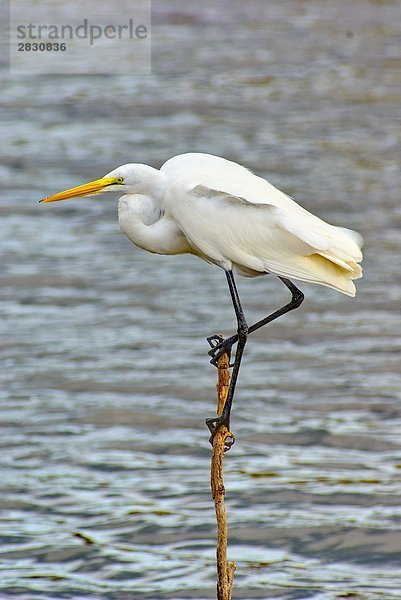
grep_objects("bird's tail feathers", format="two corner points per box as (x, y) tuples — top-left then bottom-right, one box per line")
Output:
(263, 253), (362, 297)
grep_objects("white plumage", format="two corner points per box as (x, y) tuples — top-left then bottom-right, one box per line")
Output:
(41, 153), (363, 437)
(41, 152), (363, 296)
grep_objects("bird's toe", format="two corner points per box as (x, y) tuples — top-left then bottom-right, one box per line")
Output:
(207, 336), (236, 366)
(206, 333), (225, 349)
(205, 416), (235, 451)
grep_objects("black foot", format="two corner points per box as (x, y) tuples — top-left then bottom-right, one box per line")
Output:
(207, 334), (237, 367)
(206, 334), (224, 349)
(205, 415), (235, 451)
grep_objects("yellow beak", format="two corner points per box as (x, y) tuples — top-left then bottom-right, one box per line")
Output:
(40, 177), (118, 203)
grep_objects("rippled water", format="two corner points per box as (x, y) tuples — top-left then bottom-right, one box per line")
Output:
(1, 1), (401, 598)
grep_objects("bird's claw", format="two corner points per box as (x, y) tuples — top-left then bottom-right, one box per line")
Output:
(206, 334), (224, 349)
(207, 335), (236, 367)
(206, 416), (235, 452)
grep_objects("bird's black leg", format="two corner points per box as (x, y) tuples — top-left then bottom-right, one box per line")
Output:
(208, 277), (304, 365)
(248, 277), (304, 335)
(206, 270), (248, 441)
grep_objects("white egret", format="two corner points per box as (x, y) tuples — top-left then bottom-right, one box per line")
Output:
(40, 152), (363, 439)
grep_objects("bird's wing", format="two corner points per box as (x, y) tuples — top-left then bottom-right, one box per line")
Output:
(163, 153), (361, 254)
(189, 184), (363, 268)
(162, 154), (363, 294)
(162, 152), (298, 211)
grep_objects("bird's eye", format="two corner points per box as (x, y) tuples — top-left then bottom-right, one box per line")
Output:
(116, 177), (124, 184)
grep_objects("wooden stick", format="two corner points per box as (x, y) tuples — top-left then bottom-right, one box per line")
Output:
(210, 343), (236, 600)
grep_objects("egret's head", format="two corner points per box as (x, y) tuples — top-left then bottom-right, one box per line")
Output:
(40, 163), (161, 204)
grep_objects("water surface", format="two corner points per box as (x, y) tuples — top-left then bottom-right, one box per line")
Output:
(1, 1), (401, 598)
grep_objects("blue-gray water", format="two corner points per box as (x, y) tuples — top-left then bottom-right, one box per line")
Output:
(1, 1), (401, 598)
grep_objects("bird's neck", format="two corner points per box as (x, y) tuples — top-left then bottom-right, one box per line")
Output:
(118, 165), (166, 227)
(118, 193), (160, 227)
(135, 165), (166, 199)
(117, 194), (164, 254)
(118, 193), (192, 256)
